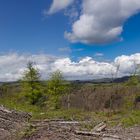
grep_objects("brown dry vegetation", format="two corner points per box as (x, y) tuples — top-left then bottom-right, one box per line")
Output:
(61, 83), (140, 112)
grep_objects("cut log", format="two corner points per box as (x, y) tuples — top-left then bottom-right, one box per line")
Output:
(93, 122), (107, 132)
(103, 134), (121, 139)
(57, 121), (80, 124)
(75, 130), (102, 137)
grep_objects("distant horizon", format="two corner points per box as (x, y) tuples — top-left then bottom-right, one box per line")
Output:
(0, 73), (131, 82)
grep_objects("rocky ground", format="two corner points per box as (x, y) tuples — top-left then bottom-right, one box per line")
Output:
(0, 106), (140, 140)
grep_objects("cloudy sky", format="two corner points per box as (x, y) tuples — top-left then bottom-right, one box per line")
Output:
(0, 0), (140, 81)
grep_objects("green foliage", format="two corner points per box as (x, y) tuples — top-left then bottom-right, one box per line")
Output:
(126, 76), (139, 86)
(124, 96), (134, 110)
(126, 63), (140, 86)
(47, 70), (66, 95)
(46, 70), (68, 110)
(21, 62), (44, 105)
(121, 110), (140, 127)
(22, 124), (37, 138)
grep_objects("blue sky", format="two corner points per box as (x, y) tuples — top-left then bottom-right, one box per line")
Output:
(0, 0), (140, 61)
(0, 0), (140, 81)
(0, 0), (70, 56)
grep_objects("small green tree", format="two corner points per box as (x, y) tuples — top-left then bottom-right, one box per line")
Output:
(47, 70), (67, 109)
(126, 63), (140, 86)
(21, 62), (43, 105)
(126, 76), (139, 86)
(48, 70), (65, 95)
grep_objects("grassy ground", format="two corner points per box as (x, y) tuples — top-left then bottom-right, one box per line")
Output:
(0, 95), (140, 127)
(0, 88), (140, 127)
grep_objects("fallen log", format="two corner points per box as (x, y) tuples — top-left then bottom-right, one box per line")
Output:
(75, 130), (102, 137)
(93, 122), (107, 132)
(103, 134), (121, 139)
(75, 130), (121, 140)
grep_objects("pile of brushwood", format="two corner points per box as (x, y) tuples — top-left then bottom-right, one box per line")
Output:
(0, 106), (31, 140)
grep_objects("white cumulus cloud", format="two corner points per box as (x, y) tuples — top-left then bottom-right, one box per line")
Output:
(64, 0), (140, 44)
(48, 0), (74, 14)
(0, 53), (140, 81)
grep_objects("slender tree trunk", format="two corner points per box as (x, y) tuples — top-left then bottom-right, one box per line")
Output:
(67, 94), (70, 109)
